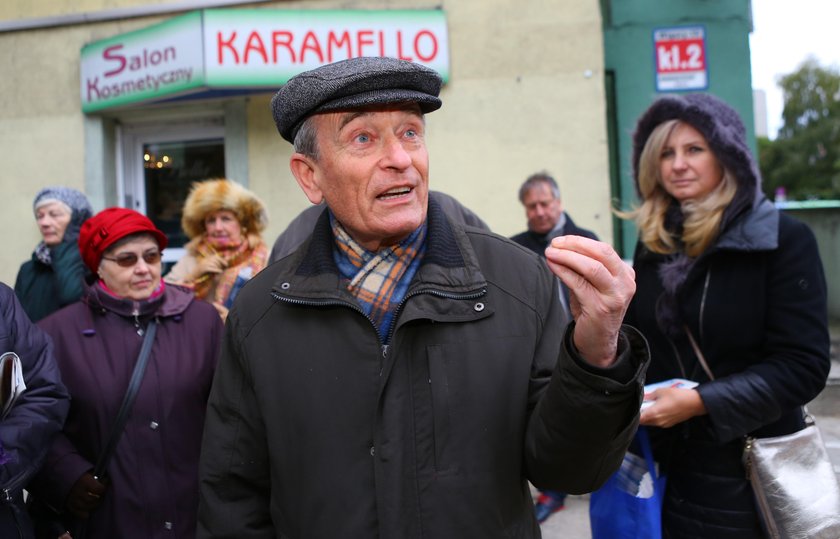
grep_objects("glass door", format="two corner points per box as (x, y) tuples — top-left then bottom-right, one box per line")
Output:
(119, 119), (226, 264)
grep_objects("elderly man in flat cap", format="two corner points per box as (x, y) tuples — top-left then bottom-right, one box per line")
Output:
(197, 56), (649, 538)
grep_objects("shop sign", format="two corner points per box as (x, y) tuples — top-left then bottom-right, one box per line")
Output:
(653, 26), (708, 92)
(80, 9), (450, 113)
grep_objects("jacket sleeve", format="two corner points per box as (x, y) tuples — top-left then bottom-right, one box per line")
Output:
(0, 284), (70, 490)
(197, 309), (272, 538)
(49, 242), (87, 309)
(697, 217), (831, 442)
(523, 273), (650, 494)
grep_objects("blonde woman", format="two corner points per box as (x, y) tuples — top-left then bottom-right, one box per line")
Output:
(622, 94), (830, 538)
(165, 179), (269, 320)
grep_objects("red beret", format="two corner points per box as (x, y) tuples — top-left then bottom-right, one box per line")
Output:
(78, 207), (168, 272)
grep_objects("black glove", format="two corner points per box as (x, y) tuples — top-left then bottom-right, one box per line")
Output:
(66, 472), (107, 519)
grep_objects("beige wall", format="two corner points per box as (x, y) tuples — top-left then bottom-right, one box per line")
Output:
(0, 0), (610, 287)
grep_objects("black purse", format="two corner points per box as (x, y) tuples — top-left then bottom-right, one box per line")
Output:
(29, 320), (158, 539)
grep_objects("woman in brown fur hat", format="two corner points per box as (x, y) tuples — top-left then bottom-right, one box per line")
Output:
(165, 178), (269, 320)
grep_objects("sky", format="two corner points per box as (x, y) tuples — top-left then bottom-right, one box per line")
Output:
(750, 0), (840, 139)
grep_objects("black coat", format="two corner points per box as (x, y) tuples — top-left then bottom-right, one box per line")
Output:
(625, 198), (831, 538)
(0, 283), (69, 539)
(14, 242), (88, 323)
(198, 199), (650, 538)
(509, 213), (598, 257)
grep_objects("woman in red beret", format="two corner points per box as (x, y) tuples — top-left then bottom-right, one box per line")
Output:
(28, 208), (223, 539)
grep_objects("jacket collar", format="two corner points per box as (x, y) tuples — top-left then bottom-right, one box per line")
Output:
(272, 196), (487, 299)
(713, 194), (779, 253)
(84, 281), (194, 318)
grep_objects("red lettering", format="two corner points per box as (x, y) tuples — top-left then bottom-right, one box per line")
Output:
(272, 31), (296, 64)
(300, 31), (324, 63)
(217, 31), (240, 64)
(378, 31), (385, 57)
(327, 31), (352, 62)
(414, 30), (438, 62)
(357, 30), (375, 57)
(244, 31), (268, 64)
(396, 31), (412, 61)
(103, 45), (126, 77)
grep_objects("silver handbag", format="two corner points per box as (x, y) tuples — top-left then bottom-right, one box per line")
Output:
(684, 327), (840, 539)
(743, 416), (840, 539)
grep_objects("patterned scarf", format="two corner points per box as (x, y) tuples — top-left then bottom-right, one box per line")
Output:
(193, 236), (268, 305)
(332, 216), (426, 343)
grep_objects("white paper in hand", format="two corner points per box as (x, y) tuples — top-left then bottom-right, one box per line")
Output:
(0, 352), (26, 419)
(641, 378), (698, 410)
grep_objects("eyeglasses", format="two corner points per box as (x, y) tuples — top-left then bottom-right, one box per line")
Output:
(101, 251), (162, 268)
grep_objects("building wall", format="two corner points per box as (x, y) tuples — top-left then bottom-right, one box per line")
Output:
(781, 205), (840, 320)
(603, 0), (755, 256)
(0, 0), (611, 286)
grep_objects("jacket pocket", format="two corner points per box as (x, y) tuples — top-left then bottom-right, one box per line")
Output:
(427, 345), (453, 474)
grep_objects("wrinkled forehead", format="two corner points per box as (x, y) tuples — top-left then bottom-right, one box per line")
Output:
(317, 102), (425, 128)
(35, 200), (71, 215)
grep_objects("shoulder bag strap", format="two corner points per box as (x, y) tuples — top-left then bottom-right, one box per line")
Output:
(93, 319), (158, 480)
(683, 324), (715, 381)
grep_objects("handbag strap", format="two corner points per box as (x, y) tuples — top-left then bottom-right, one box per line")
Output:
(93, 319), (158, 480)
(683, 324), (715, 381)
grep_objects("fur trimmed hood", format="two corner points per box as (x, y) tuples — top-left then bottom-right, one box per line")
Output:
(632, 93), (761, 220)
(181, 178), (268, 240)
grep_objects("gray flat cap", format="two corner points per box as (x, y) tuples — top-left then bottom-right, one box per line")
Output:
(271, 56), (443, 143)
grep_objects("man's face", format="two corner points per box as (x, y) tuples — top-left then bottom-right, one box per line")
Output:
(523, 182), (563, 235)
(291, 105), (430, 252)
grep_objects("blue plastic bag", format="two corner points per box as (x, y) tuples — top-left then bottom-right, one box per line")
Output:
(589, 427), (665, 539)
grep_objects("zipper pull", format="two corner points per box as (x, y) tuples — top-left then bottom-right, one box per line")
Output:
(133, 307), (144, 336)
(380, 345), (389, 376)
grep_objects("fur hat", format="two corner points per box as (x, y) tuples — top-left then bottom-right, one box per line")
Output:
(632, 94), (762, 338)
(181, 179), (268, 240)
(632, 93), (760, 214)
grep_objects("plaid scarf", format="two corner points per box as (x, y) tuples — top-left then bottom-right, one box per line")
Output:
(332, 216), (426, 343)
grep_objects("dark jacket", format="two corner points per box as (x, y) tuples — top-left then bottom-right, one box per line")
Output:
(509, 213), (598, 257)
(626, 94), (830, 538)
(198, 199), (650, 538)
(0, 283), (69, 539)
(14, 242), (88, 323)
(32, 283), (222, 539)
(626, 199), (830, 538)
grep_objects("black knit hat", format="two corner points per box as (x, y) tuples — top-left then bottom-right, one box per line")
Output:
(270, 56), (443, 143)
(631, 93), (761, 204)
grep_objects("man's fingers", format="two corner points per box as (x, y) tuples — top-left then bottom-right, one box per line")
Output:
(544, 236), (635, 298)
(547, 235), (625, 271)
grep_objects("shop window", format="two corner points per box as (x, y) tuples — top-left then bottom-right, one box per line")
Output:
(120, 119), (225, 264)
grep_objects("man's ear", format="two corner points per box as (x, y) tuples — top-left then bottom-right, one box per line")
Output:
(290, 153), (324, 204)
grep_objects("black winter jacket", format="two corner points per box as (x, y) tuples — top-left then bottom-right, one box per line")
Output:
(509, 213), (598, 257)
(626, 198), (830, 538)
(198, 199), (650, 538)
(14, 242), (87, 323)
(0, 283), (69, 539)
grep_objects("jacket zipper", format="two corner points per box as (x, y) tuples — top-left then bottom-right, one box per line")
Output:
(698, 269), (711, 343)
(273, 286), (487, 372)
